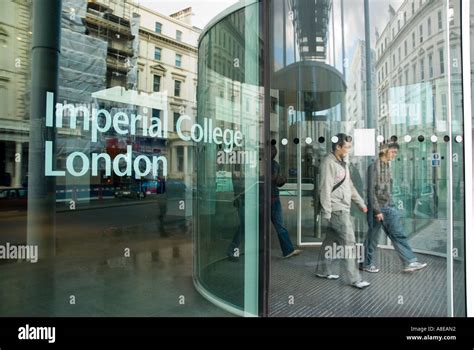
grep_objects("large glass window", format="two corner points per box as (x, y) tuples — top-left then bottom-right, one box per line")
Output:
(0, 0), (228, 318)
(267, 0), (467, 317)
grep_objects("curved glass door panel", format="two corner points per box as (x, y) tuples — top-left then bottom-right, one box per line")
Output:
(195, 1), (261, 316)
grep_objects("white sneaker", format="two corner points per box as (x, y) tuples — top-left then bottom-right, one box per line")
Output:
(403, 261), (427, 272)
(316, 274), (340, 280)
(352, 280), (370, 289)
(283, 249), (303, 259)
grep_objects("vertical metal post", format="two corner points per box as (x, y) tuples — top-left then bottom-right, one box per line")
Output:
(364, 0), (374, 129)
(331, 1), (335, 67)
(27, 0), (62, 258)
(461, 0), (473, 317)
(260, 0), (271, 317)
(444, 0), (454, 317)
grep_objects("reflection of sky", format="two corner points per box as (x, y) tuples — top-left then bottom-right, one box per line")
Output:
(138, 0), (239, 29)
(330, 0), (403, 75)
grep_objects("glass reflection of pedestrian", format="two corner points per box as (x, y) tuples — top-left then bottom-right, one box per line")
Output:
(226, 163), (245, 261)
(362, 142), (427, 273)
(315, 133), (370, 289)
(157, 186), (168, 237)
(271, 145), (302, 259)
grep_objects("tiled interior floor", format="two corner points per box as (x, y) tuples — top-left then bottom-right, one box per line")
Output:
(269, 246), (466, 317)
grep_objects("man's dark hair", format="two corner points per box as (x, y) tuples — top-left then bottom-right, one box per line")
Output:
(380, 141), (400, 153)
(387, 142), (400, 150)
(331, 133), (352, 151)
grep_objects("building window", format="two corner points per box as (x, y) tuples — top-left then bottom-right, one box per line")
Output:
(404, 40), (407, 56)
(411, 2), (415, 15)
(154, 47), (161, 61)
(173, 112), (181, 130)
(420, 58), (424, 81)
(176, 30), (182, 41)
(153, 75), (161, 92)
(438, 11), (442, 30)
(0, 86), (7, 113)
(174, 80), (181, 97)
(428, 53), (433, 78)
(397, 19), (400, 31)
(175, 53), (182, 67)
(404, 69), (408, 85)
(412, 64), (416, 83)
(155, 22), (162, 33)
(412, 32), (415, 48)
(419, 25), (423, 43)
(398, 47), (401, 62)
(403, 11), (407, 24)
(449, 7), (454, 26)
(427, 17), (431, 36)
(439, 48), (445, 74)
(392, 28), (395, 39)
(152, 108), (161, 119)
(392, 54), (396, 67)
(441, 94), (447, 117)
(177, 146), (184, 172)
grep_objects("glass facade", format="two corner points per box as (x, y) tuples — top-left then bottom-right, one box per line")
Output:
(197, 0), (471, 317)
(0, 0), (471, 319)
(0, 0), (229, 317)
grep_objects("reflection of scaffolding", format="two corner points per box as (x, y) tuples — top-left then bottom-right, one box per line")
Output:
(290, 0), (331, 60)
(85, 0), (139, 89)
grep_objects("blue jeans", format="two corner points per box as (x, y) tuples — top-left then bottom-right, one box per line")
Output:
(271, 198), (295, 256)
(364, 205), (417, 267)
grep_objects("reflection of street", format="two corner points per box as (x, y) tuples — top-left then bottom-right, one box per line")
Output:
(0, 196), (189, 245)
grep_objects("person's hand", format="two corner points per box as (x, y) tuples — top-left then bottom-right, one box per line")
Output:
(360, 206), (368, 213)
(375, 213), (384, 221)
(321, 216), (331, 228)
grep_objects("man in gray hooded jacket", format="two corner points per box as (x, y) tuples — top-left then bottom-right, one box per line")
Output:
(315, 133), (370, 289)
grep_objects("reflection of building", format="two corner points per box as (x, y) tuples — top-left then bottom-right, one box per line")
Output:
(0, 0), (31, 187)
(136, 5), (200, 187)
(375, 0), (455, 138)
(346, 40), (376, 132)
(346, 39), (376, 178)
(0, 0), (201, 193)
(374, 0), (463, 197)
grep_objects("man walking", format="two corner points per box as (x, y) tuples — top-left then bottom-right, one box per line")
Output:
(362, 142), (427, 273)
(315, 133), (370, 289)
